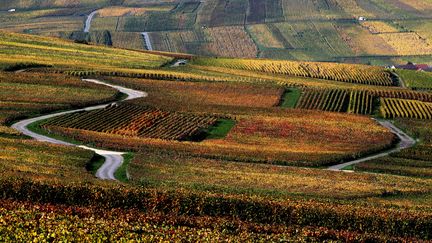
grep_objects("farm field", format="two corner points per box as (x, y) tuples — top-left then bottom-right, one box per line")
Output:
(1, 19), (432, 242)
(42, 103), (218, 141)
(39, 75), (396, 167)
(0, 72), (118, 125)
(0, 0), (432, 64)
(129, 150), (432, 200)
(356, 118), (432, 178)
(397, 69), (432, 90)
(0, 31), (172, 71)
(0, 71), (118, 185)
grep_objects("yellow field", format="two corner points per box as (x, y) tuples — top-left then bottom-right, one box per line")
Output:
(247, 24), (284, 48)
(204, 26), (258, 58)
(379, 32), (432, 55)
(361, 21), (398, 34)
(399, 20), (432, 46)
(401, 0), (432, 11)
(0, 31), (171, 70)
(96, 6), (172, 17)
(338, 24), (396, 55)
(333, 0), (372, 18)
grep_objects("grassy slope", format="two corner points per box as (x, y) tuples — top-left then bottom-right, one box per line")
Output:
(280, 88), (301, 108)
(0, 31), (172, 71)
(397, 69), (432, 89)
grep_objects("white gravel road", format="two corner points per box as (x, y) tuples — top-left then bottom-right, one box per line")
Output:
(327, 119), (416, 171)
(11, 79), (147, 180)
(84, 10), (98, 33)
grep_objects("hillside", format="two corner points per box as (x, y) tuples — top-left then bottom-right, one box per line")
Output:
(0, 0), (432, 65)
(0, 30), (432, 241)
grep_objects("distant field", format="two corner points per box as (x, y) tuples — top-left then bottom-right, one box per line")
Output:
(0, 0), (431, 63)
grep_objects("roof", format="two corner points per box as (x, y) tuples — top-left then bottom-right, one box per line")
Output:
(396, 63), (431, 71)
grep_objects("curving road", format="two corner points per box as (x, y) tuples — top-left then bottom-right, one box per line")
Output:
(11, 79), (147, 180)
(10, 77), (416, 176)
(84, 10), (98, 33)
(327, 119), (416, 171)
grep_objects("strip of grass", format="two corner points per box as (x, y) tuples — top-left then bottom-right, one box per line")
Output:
(280, 88), (301, 108)
(115, 153), (134, 182)
(396, 69), (432, 90)
(27, 119), (86, 145)
(341, 164), (354, 171)
(86, 154), (106, 174)
(204, 119), (236, 139)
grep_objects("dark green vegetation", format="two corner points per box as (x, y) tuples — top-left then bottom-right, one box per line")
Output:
(200, 119), (236, 140)
(86, 154), (106, 175)
(279, 88), (301, 108)
(114, 152), (134, 182)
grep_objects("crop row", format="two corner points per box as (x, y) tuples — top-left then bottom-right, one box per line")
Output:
(2, 199), (404, 242)
(42, 104), (217, 140)
(296, 89), (348, 112)
(0, 178), (430, 240)
(347, 90), (375, 115)
(296, 89), (376, 115)
(62, 69), (252, 83)
(294, 87), (432, 117)
(380, 98), (432, 119)
(369, 89), (432, 103)
(194, 58), (394, 86)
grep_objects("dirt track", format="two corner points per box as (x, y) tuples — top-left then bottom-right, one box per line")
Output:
(11, 79), (147, 180)
(327, 119), (416, 171)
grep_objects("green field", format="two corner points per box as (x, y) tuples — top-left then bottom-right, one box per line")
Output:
(397, 69), (432, 90)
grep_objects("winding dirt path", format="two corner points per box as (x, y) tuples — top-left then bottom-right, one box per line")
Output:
(327, 119), (416, 171)
(11, 79), (147, 180)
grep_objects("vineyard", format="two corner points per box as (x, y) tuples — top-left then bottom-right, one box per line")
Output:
(380, 98), (432, 119)
(1, 2), (432, 241)
(0, 72), (117, 125)
(193, 58), (394, 86)
(295, 89), (348, 112)
(42, 104), (218, 141)
(294, 89), (376, 115)
(204, 26), (258, 58)
(284, 83), (432, 117)
(356, 119), (432, 177)
(347, 90), (375, 115)
(43, 108), (396, 168)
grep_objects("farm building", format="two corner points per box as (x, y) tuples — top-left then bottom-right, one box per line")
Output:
(396, 62), (432, 72)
